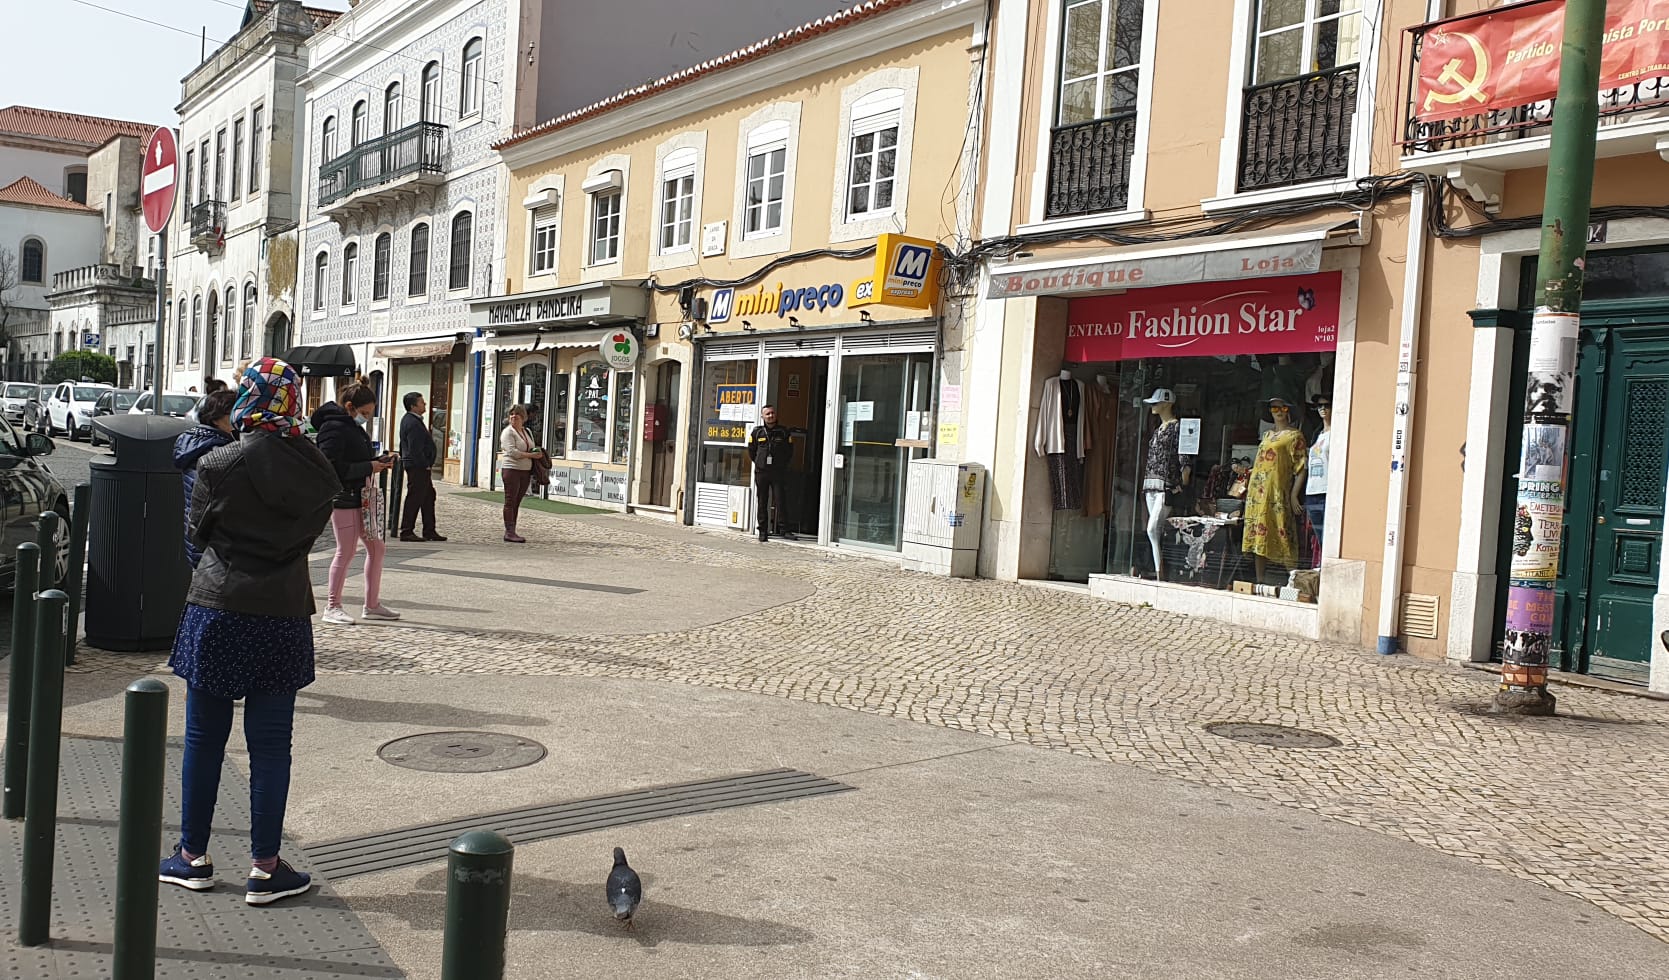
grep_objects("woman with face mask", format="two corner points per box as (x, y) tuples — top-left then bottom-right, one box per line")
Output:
(311, 380), (400, 626)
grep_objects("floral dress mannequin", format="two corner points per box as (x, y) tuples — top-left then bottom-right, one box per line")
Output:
(1242, 396), (1308, 581)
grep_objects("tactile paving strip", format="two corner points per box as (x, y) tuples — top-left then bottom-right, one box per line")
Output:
(309, 767), (855, 881)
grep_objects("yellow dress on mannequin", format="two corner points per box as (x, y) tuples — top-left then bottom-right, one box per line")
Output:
(1242, 426), (1307, 568)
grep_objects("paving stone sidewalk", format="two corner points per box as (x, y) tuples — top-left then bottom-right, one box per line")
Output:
(73, 490), (1669, 944)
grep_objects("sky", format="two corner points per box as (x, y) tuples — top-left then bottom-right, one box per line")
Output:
(2, 0), (349, 126)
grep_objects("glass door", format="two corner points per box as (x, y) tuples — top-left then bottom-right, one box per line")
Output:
(832, 352), (932, 550)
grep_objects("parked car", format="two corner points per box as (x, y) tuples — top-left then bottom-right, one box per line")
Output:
(0, 414), (70, 590)
(45, 382), (114, 441)
(129, 391), (199, 419)
(24, 384), (53, 434)
(88, 388), (143, 447)
(1, 382), (36, 424)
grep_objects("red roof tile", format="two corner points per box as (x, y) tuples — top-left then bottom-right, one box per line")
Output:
(0, 105), (155, 148)
(0, 176), (101, 213)
(495, 0), (917, 151)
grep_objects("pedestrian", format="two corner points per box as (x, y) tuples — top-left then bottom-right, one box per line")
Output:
(396, 391), (445, 542)
(157, 357), (340, 905)
(173, 389), (238, 568)
(313, 381), (400, 625)
(204, 377), (228, 394)
(749, 404), (795, 542)
(499, 403), (544, 543)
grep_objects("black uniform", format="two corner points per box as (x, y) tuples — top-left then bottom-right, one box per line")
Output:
(748, 422), (794, 541)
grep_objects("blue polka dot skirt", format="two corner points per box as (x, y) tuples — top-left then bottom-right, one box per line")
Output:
(170, 604), (316, 699)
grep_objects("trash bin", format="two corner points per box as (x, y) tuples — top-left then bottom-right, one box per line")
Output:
(84, 414), (193, 652)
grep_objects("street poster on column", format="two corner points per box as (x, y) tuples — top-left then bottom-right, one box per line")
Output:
(1509, 497), (1564, 583)
(1517, 422), (1566, 483)
(1524, 310), (1578, 416)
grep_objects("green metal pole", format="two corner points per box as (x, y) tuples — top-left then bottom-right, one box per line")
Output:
(2, 542), (41, 820)
(63, 483), (90, 668)
(19, 589), (68, 946)
(113, 678), (169, 980)
(441, 830), (514, 980)
(35, 510), (61, 594)
(1494, 0), (1608, 717)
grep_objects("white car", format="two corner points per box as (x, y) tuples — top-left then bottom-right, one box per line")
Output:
(0, 382), (35, 424)
(45, 382), (114, 441)
(129, 391), (201, 419)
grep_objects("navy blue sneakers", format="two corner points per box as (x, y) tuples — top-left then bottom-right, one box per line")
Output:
(158, 848), (216, 891)
(245, 860), (313, 905)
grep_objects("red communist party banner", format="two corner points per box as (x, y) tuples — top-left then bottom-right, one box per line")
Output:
(1415, 0), (1669, 123)
(1064, 271), (1342, 363)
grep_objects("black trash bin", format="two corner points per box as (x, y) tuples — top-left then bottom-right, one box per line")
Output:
(84, 414), (193, 652)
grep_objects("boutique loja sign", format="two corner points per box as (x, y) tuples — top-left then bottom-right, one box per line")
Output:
(1064, 271), (1342, 362)
(1413, 0), (1669, 123)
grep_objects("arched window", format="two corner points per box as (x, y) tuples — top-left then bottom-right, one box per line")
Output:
(190, 295), (202, 365)
(223, 285), (236, 363)
(205, 290), (218, 366)
(176, 299), (187, 364)
(448, 211), (473, 291)
(313, 252), (329, 311)
(421, 62), (441, 122)
(351, 101), (368, 146)
(372, 232), (392, 301)
(408, 222), (430, 296)
(384, 82), (402, 134)
(20, 238), (44, 284)
(321, 116), (337, 162)
(460, 38), (484, 117)
(342, 242), (359, 306)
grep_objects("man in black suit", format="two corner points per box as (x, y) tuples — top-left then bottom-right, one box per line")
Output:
(397, 391), (446, 542)
(748, 404), (795, 543)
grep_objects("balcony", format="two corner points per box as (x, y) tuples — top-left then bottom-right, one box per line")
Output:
(318, 121), (448, 218)
(1044, 112), (1138, 220)
(50, 264), (150, 294)
(189, 200), (227, 251)
(1237, 65), (1358, 193)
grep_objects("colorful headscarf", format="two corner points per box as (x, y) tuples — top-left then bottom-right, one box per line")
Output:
(231, 357), (304, 438)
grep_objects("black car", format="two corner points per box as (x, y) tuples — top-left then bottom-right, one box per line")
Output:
(0, 414), (70, 589)
(89, 389), (142, 447)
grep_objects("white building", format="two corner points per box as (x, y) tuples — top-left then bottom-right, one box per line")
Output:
(166, 0), (342, 393)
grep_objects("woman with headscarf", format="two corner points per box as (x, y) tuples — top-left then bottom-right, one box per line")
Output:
(157, 358), (341, 906)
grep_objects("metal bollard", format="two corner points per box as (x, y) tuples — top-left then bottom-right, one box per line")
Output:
(19, 589), (68, 947)
(440, 830), (514, 980)
(387, 457), (405, 536)
(113, 678), (169, 980)
(2, 542), (42, 820)
(35, 511), (61, 593)
(63, 484), (90, 667)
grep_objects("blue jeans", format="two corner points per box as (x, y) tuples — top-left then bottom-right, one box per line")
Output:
(180, 687), (296, 862)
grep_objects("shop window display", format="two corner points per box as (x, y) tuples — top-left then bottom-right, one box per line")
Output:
(574, 362), (612, 455)
(698, 360), (758, 485)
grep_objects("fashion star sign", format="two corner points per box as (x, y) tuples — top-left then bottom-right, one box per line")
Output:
(1064, 272), (1342, 362)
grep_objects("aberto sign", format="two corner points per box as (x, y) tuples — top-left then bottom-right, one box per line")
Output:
(1063, 272), (1342, 363)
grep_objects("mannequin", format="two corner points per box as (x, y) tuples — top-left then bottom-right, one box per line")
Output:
(1242, 395), (1308, 581)
(1034, 370), (1089, 511)
(1304, 394), (1332, 567)
(1140, 388), (1191, 578)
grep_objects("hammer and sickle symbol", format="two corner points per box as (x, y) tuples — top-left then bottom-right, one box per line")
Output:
(1422, 30), (1491, 112)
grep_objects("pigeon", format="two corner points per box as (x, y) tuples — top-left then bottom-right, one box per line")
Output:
(606, 847), (642, 928)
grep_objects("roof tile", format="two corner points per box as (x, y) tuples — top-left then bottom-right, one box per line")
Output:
(0, 105), (155, 148)
(0, 176), (101, 213)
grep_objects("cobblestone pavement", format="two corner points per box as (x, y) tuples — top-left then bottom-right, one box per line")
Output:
(76, 492), (1669, 942)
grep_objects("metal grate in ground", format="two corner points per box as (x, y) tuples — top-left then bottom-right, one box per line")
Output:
(308, 768), (854, 881)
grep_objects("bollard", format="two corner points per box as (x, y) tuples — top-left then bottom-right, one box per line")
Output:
(441, 830), (514, 980)
(387, 457), (405, 537)
(19, 589), (68, 947)
(113, 678), (169, 980)
(63, 484), (90, 667)
(35, 511), (61, 593)
(2, 542), (42, 820)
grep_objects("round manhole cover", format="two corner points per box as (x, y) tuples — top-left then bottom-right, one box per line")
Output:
(1204, 722), (1340, 749)
(377, 731), (548, 773)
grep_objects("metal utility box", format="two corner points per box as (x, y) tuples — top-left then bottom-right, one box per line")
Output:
(902, 459), (985, 578)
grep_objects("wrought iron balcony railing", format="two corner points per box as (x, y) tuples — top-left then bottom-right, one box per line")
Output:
(189, 200), (227, 247)
(1237, 64), (1359, 193)
(318, 121), (448, 208)
(1044, 112), (1138, 220)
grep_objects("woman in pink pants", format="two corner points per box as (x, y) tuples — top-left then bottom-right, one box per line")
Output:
(311, 381), (399, 626)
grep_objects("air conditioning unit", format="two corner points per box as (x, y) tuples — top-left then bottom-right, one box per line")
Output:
(725, 485), (753, 531)
(902, 459), (985, 577)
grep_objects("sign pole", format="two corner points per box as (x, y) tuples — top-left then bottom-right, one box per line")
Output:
(1494, 0), (1607, 716)
(152, 226), (167, 397)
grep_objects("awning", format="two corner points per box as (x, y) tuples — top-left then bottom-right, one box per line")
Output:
(477, 328), (613, 356)
(374, 339), (459, 360)
(281, 344), (357, 377)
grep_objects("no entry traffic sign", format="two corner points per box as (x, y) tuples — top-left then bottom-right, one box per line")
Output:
(141, 127), (178, 235)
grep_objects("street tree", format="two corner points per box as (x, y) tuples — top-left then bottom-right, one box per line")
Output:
(43, 350), (117, 385)
(0, 246), (19, 350)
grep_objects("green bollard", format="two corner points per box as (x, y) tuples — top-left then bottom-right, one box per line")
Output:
(2, 542), (41, 821)
(440, 830), (514, 980)
(63, 484), (90, 668)
(113, 678), (169, 980)
(19, 589), (67, 947)
(35, 511), (61, 593)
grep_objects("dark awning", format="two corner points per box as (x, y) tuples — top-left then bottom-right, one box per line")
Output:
(281, 344), (358, 377)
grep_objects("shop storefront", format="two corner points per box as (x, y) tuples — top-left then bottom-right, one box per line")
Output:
(376, 338), (470, 484)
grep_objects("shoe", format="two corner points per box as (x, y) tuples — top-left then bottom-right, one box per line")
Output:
(159, 847), (216, 891)
(504, 531), (526, 544)
(757, 529), (768, 543)
(245, 860), (313, 905)
(422, 533), (448, 542)
(398, 532), (423, 542)
(363, 604), (401, 621)
(320, 606), (355, 626)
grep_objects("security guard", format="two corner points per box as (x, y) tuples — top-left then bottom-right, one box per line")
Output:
(749, 404), (795, 542)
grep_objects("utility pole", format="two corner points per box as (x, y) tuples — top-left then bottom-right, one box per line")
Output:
(1494, 0), (1607, 716)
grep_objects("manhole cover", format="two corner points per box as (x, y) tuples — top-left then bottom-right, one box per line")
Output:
(377, 731), (547, 773)
(1204, 722), (1340, 749)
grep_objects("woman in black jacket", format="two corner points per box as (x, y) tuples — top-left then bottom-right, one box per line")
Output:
(173, 390), (238, 568)
(312, 382), (399, 626)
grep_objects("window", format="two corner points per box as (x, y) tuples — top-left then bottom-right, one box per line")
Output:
(351, 101), (368, 146)
(573, 361), (611, 455)
(744, 122), (788, 237)
(313, 252), (328, 311)
(176, 300), (186, 363)
(231, 118), (245, 198)
(223, 286), (236, 362)
(321, 116), (337, 163)
(373, 232), (392, 301)
(342, 242), (359, 306)
(184, 148), (195, 208)
(1252, 0), (1362, 86)
(20, 238), (44, 284)
(448, 211), (473, 291)
(190, 295), (201, 364)
(384, 82), (402, 134)
(421, 62), (441, 122)
(242, 282), (257, 358)
(408, 222), (430, 296)
(460, 38), (484, 117)
(846, 90), (902, 219)
(659, 148), (696, 253)
(590, 190), (621, 264)
(530, 204), (559, 275)
(64, 170), (87, 204)
(214, 128), (227, 201)
(249, 105), (264, 193)
(198, 140), (210, 203)
(1058, 0), (1144, 126)
(612, 371), (635, 464)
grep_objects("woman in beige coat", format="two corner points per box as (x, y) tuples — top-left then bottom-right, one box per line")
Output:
(499, 404), (543, 543)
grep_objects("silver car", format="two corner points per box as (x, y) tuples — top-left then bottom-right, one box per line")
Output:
(0, 382), (35, 424)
